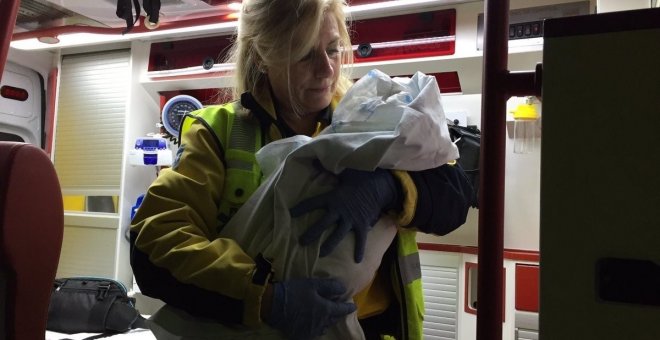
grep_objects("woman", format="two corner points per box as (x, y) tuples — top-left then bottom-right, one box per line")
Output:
(130, 0), (475, 339)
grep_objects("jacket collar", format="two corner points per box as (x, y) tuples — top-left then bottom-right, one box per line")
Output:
(240, 87), (339, 138)
(250, 85), (279, 122)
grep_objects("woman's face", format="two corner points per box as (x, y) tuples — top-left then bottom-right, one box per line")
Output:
(268, 11), (341, 117)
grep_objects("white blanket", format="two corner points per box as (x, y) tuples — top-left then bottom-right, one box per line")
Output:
(149, 70), (458, 339)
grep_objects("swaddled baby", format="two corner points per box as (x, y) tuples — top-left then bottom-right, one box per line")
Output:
(149, 69), (458, 339)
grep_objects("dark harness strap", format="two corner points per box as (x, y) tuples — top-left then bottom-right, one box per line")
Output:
(115, 0), (141, 33)
(143, 0), (161, 25)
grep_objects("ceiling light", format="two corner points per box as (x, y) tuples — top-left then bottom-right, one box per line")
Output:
(10, 21), (239, 50)
(346, 0), (453, 19)
(37, 36), (60, 44)
(11, 0), (454, 51)
(227, 2), (242, 11)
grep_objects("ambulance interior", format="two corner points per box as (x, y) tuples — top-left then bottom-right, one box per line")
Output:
(1, 0), (659, 339)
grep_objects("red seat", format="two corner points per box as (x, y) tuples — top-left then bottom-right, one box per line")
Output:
(0, 142), (63, 340)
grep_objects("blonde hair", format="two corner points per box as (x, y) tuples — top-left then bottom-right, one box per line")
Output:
(225, 0), (353, 109)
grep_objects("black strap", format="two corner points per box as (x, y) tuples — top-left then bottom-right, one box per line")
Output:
(79, 306), (150, 340)
(81, 333), (115, 340)
(240, 91), (332, 139)
(132, 314), (150, 329)
(116, 0), (141, 33)
(251, 253), (273, 285)
(240, 92), (276, 130)
(240, 92), (280, 146)
(143, 0), (161, 24)
(88, 295), (118, 331)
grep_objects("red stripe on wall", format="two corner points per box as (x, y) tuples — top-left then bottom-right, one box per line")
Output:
(45, 68), (58, 156)
(417, 242), (540, 262)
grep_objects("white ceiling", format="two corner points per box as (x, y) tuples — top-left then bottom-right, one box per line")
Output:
(14, 0), (237, 33)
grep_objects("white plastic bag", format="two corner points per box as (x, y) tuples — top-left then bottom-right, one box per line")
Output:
(228, 70), (458, 339)
(318, 68), (459, 172)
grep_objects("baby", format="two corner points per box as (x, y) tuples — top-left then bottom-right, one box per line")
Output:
(149, 69), (458, 339)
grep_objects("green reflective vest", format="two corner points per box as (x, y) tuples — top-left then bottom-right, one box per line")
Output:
(180, 101), (263, 232)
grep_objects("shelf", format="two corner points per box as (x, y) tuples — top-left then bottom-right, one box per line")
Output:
(141, 67), (234, 93)
(64, 212), (120, 230)
(137, 0), (548, 95)
(140, 46), (542, 95)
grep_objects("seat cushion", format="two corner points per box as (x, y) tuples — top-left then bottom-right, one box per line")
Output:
(0, 142), (63, 339)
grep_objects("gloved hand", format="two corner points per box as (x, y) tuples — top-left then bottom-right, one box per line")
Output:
(291, 167), (401, 263)
(267, 278), (356, 340)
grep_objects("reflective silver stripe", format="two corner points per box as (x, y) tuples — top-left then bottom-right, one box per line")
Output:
(226, 159), (254, 171)
(398, 252), (422, 285)
(228, 116), (256, 152)
(226, 115), (257, 171)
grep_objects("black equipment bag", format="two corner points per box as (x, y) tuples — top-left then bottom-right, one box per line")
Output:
(47, 277), (148, 335)
(448, 123), (480, 207)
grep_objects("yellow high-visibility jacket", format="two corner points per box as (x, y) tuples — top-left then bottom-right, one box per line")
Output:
(130, 89), (474, 339)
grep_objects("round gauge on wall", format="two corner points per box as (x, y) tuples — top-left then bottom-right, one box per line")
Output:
(161, 95), (203, 137)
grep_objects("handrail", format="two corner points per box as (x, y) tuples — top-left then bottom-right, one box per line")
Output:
(477, 1), (541, 339)
(0, 0), (21, 80)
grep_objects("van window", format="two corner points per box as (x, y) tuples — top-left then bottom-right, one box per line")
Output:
(0, 132), (25, 142)
(0, 62), (44, 147)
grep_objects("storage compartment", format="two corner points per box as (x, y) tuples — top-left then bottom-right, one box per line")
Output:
(515, 264), (539, 312)
(464, 262), (506, 321)
(351, 9), (456, 62)
(148, 35), (234, 72)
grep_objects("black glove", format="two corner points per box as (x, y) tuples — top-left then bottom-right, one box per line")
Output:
(291, 167), (401, 263)
(267, 278), (356, 340)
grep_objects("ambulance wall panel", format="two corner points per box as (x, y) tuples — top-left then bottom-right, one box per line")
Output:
(57, 214), (120, 279)
(52, 49), (133, 287)
(420, 251), (461, 340)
